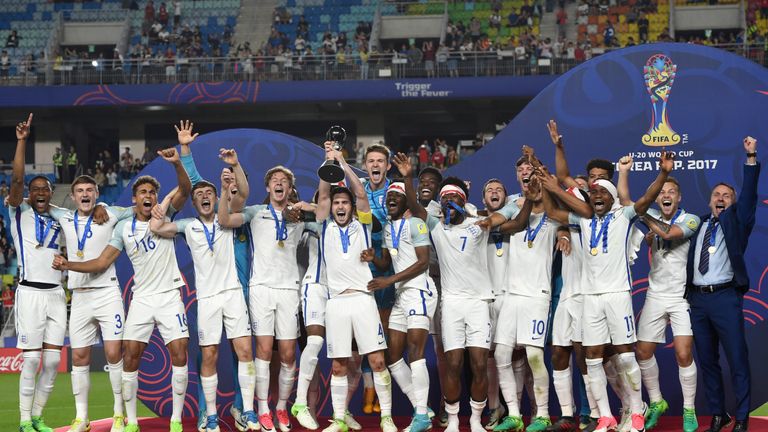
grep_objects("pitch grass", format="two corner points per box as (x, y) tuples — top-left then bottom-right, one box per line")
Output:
(0, 372), (156, 430)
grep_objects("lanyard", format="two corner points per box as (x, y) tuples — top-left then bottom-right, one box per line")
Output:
(389, 218), (406, 253)
(491, 229), (504, 256)
(589, 213), (613, 256)
(74, 210), (94, 256)
(366, 178), (390, 211)
(131, 215), (143, 253)
(268, 204), (288, 242)
(524, 213), (547, 248)
(442, 201), (465, 225)
(34, 211), (53, 247)
(197, 217), (216, 254)
(708, 219), (719, 253)
(339, 226), (351, 253)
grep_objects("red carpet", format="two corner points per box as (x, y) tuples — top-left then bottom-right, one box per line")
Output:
(55, 416), (768, 431)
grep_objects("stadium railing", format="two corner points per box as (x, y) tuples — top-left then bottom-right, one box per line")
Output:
(0, 43), (764, 86)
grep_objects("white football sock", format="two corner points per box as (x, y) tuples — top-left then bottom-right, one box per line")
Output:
(239, 361), (256, 413)
(553, 367), (574, 417)
(388, 358), (416, 407)
(122, 370), (139, 425)
(495, 344), (520, 417)
(373, 369), (393, 417)
(330, 375), (348, 421)
(19, 351), (41, 422)
(201, 374), (218, 416)
(171, 365), (188, 422)
(638, 356), (662, 403)
(276, 362), (296, 411)
(679, 362), (697, 410)
(32, 349), (60, 417)
(411, 359), (430, 416)
(108, 361), (124, 416)
(296, 335), (323, 406)
(71, 365), (90, 420)
(255, 358), (270, 414)
(586, 358), (612, 418)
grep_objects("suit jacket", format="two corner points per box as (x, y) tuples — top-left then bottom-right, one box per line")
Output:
(687, 162), (761, 292)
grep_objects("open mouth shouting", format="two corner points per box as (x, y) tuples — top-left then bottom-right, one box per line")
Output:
(335, 208), (348, 222)
(420, 188), (433, 200)
(370, 168), (383, 184)
(201, 198), (212, 212)
(142, 199), (153, 211)
(273, 186), (285, 200)
(661, 199), (673, 211)
(593, 199), (606, 213)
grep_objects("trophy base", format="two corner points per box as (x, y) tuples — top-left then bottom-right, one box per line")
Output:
(318, 162), (346, 183)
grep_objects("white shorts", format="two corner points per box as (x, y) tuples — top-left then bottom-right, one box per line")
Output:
(582, 292), (637, 347)
(551, 295), (584, 347)
(249, 285), (300, 340)
(326, 292), (386, 358)
(15, 285), (67, 350)
(494, 294), (551, 349)
(389, 288), (438, 333)
(637, 296), (693, 343)
(124, 289), (189, 344)
(198, 289), (251, 346)
(301, 282), (329, 328)
(69, 287), (125, 349)
(489, 294), (504, 344)
(441, 297), (492, 352)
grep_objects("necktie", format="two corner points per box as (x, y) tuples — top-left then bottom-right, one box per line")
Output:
(698, 217), (718, 275)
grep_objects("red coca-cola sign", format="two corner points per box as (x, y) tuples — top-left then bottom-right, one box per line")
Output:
(0, 347), (68, 373)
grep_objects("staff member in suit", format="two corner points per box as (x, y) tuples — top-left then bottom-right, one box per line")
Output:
(687, 136), (760, 432)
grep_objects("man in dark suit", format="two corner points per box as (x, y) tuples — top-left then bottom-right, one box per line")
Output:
(687, 136), (760, 432)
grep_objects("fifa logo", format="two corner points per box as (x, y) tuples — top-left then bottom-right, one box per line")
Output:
(642, 54), (681, 147)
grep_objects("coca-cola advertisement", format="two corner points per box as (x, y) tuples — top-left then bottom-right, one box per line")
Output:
(0, 347), (68, 374)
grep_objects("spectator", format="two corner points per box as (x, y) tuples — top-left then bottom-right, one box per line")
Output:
(121, 146), (134, 178)
(469, 17), (482, 42)
(423, 41), (436, 77)
(406, 43), (423, 65)
(1, 50), (10, 80)
(94, 167), (106, 189)
(2, 285), (13, 325)
(638, 12), (649, 42)
(556, 8), (567, 38)
(140, 146), (154, 165)
(173, 0), (181, 28)
(158, 2), (169, 26)
(223, 25), (233, 44)
(418, 140), (430, 170)
(603, 21), (615, 46)
(106, 167), (118, 194)
(507, 9), (520, 27)
(431, 147), (445, 169)
(144, 0), (156, 26)
(446, 146), (458, 167)
(0, 181), (7, 200)
(5, 30), (19, 50)
(489, 11), (502, 30)
(408, 148), (419, 175)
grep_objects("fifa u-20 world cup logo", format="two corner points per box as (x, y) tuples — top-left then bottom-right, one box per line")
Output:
(642, 54), (681, 147)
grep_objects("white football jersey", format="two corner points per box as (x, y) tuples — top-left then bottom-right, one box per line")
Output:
(301, 222), (326, 285)
(244, 204), (304, 290)
(560, 227), (585, 300)
(426, 214), (493, 300)
(645, 208), (699, 299)
(9, 203), (64, 285)
(383, 216), (434, 292)
(109, 214), (184, 298)
(487, 228), (510, 296)
(569, 206), (639, 295)
(51, 205), (132, 289)
(506, 210), (560, 299)
(322, 212), (374, 297)
(176, 216), (240, 299)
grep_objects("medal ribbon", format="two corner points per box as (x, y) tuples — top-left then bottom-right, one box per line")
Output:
(524, 213), (547, 245)
(197, 217), (216, 253)
(269, 204), (288, 242)
(589, 213), (613, 254)
(657, 209), (682, 251)
(709, 220), (719, 251)
(390, 218), (406, 251)
(339, 226), (350, 253)
(74, 210), (94, 253)
(442, 201), (465, 225)
(491, 229), (503, 253)
(35, 212), (53, 246)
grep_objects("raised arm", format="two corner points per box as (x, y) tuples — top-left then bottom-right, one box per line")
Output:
(537, 167), (593, 218)
(336, 145), (369, 214)
(616, 155), (634, 206)
(737, 136), (760, 229)
(315, 142), (333, 222)
(9, 113), (33, 207)
(53, 245), (122, 274)
(541, 188), (571, 226)
(548, 119), (579, 189)
(220, 148), (249, 212)
(175, 119), (199, 158)
(157, 147), (191, 211)
(217, 188), (247, 228)
(633, 151), (673, 216)
(149, 192), (178, 238)
(392, 152), (427, 221)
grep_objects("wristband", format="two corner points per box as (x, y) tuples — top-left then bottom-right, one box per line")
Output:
(747, 152), (757, 158)
(559, 236), (571, 242)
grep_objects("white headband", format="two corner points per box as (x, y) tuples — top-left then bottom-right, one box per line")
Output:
(387, 182), (406, 196)
(566, 186), (586, 202)
(439, 184), (467, 201)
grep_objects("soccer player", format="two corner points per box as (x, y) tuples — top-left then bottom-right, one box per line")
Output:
(10, 114), (67, 432)
(401, 154), (533, 432)
(48, 175), (132, 432)
(173, 121), (255, 432)
(149, 149), (257, 432)
(53, 147), (192, 432)
(616, 157), (700, 432)
(360, 143), (395, 414)
(218, 164), (304, 432)
(314, 144), (395, 432)
(544, 151), (675, 432)
(362, 177), (437, 432)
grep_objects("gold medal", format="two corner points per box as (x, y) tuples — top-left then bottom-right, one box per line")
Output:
(390, 248), (398, 257)
(708, 246), (716, 254)
(496, 248), (504, 257)
(590, 247), (599, 256)
(278, 240), (285, 248)
(76, 250), (84, 258)
(36, 244), (43, 249)
(211, 249), (215, 256)
(527, 240), (533, 249)
(239, 233), (246, 242)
